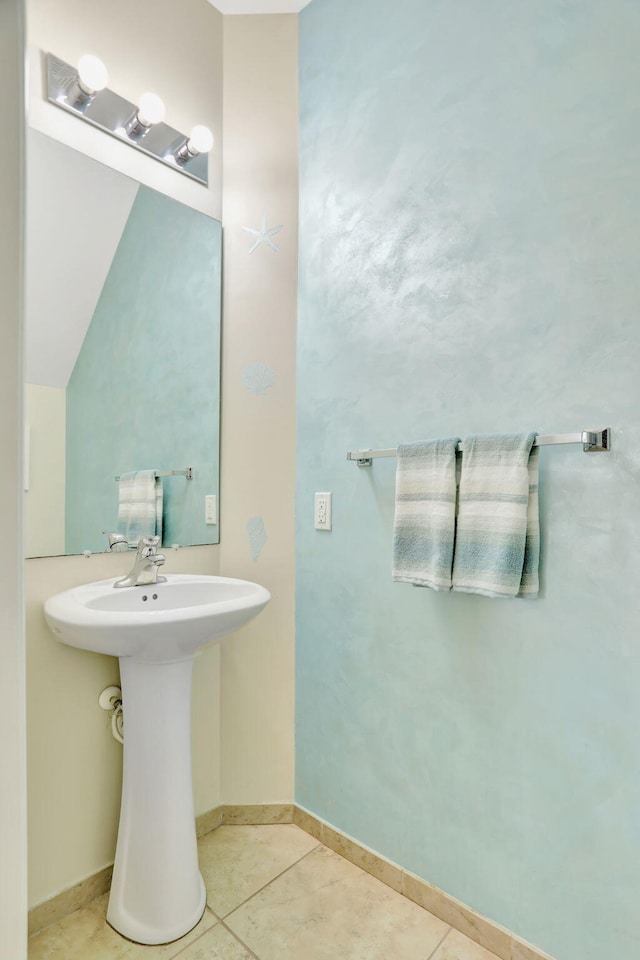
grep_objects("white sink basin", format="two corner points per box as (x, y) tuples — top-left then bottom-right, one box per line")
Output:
(45, 573), (271, 663)
(44, 573), (270, 946)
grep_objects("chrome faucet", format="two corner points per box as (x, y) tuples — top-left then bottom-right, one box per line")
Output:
(104, 531), (129, 552)
(114, 536), (167, 588)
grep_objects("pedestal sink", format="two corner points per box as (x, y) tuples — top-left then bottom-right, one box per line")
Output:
(44, 574), (270, 945)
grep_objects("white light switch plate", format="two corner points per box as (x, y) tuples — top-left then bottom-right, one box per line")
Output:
(205, 495), (217, 525)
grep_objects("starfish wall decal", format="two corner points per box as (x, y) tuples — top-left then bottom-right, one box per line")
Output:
(242, 214), (283, 253)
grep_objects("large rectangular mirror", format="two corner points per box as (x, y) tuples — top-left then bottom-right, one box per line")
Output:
(25, 130), (222, 558)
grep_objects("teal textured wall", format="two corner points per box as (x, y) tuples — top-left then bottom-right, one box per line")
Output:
(296, 2), (640, 959)
(66, 186), (221, 554)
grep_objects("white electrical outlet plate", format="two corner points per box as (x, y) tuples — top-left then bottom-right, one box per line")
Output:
(314, 492), (332, 530)
(205, 494), (217, 525)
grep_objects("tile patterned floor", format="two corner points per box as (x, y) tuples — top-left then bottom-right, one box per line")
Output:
(29, 824), (500, 960)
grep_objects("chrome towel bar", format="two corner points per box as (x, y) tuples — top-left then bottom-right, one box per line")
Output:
(347, 429), (611, 467)
(114, 468), (193, 481)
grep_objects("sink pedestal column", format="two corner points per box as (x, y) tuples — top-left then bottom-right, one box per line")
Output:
(107, 655), (206, 945)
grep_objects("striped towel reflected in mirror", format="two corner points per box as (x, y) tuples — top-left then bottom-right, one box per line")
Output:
(117, 470), (163, 548)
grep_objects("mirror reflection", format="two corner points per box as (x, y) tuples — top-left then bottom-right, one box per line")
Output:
(25, 131), (222, 558)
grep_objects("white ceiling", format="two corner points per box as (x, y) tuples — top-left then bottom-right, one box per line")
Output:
(210, 0), (311, 13)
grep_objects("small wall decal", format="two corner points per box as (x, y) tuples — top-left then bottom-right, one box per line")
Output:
(242, 215), (283, 253)
(243, 362), (275, 395)
(247, 516), (267, 562)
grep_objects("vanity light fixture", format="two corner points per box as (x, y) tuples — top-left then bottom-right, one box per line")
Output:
(45, 52), (210, 186)
(124, 92), (166, 141)
(172, 125), (214, 164)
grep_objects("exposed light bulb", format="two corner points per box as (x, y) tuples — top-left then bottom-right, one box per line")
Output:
(124, 92), (166, 140)
(77, 54), (108, 95)
(172, 124), (214, 165)
(187, 125), (214, 155)
(137, 92), (165, 127)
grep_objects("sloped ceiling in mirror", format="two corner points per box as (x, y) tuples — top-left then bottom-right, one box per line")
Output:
(26, 130), (138, 388)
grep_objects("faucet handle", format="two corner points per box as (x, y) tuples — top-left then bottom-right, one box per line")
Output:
(103, 531), (129, 552)
(138, 535), (160, 555)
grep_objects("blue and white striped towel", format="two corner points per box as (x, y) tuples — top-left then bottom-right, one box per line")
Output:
(392, 438), (460, 590)
(117, 470), (163, 547)
(452, 433), (539, 598)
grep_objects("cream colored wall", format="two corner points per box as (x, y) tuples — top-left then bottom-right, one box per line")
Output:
(25, 0), (299, 911)
(24, 384), (65, 558)
(25, 0), (225, 910)
(27, 0), (223, 219)
(219, 15), (298, 803)
(0, 0), (27, 956)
